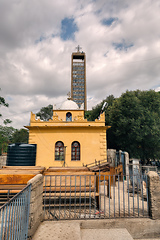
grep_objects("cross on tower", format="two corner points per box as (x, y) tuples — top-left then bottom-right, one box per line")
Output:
(76, 45), (82, 52)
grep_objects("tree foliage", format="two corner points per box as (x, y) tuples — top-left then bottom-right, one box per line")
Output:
(0, 126), (16, 154)
(36, 104), (53, 121)
(0, 96), (9, 109)
(0, 90), (12, 124)
(0, 90), (29, 154)
(11, 128), (29, 144)
(0, 126), (29, 154)
(86, 90), (160, 163)
(85, 95), (115, 121)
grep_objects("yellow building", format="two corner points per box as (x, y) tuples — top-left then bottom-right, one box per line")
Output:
(26, 99), (110, 169)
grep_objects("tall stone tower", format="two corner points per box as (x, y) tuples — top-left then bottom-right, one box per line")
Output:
(71, 45), (87, 111)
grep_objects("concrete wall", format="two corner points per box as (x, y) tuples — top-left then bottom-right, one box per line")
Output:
(80, 218), (160, 239)
(107, 149), (129, 175)
(107, 149), (116, 167)
(124, 152), (129, 176)
(0, 155), (7, 168)
(29, 127), (107, 168)
(147, 171), (160, 219)
(27, 174), (44, 239)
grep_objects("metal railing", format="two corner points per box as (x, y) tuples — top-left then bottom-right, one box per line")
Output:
(83, 159), (109, 168)
(0, 184), (27, 207)
(43, 173), (149, 220)
(141, 165), (158, 174)
(0, 184), (31, 240)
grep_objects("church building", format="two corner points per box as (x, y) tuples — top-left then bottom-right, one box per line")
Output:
(26, 47), (110, 169)
(26, 99), (110, 169)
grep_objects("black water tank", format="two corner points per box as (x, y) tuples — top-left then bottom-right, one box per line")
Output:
(7, 143), (36, 166)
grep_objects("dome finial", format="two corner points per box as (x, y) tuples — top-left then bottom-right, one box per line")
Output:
(67, 92), (71, 100)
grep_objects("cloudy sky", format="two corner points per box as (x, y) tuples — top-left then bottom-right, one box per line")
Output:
(0, 0), (160, 129)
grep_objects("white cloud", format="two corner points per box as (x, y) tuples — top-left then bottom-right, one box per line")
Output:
(0, 0), (160, 128)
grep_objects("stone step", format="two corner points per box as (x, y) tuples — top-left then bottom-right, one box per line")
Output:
(81, 228), (133, 240)
(32, 222), (81, 240)
(32, 219), (160, 240)
(32, 222), (134, 240)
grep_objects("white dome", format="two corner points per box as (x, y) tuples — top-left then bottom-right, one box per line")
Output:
(80, 103), (84, 110)
(60, 99), (79, 110)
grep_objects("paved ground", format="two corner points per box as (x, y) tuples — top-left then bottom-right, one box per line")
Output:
(81, 228), (133, 240)
(99, 180), (148, 218)
(32, 222), (134, 240)
(32, 221), (160, 240)
(32, 222), (81, 240)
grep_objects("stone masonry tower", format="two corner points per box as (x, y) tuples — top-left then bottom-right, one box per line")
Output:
(71, 45), (87, 111)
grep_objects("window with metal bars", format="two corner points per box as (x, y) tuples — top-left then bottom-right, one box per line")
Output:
(71, 141), (80, 161)
(55, 141), (64, 161)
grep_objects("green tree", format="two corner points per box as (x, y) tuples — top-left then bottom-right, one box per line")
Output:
(86, 90), (160, 163)
(0, 96), (8, 109)
(85, 95), (115, 121)
(36, 104), (53, 121)
(11, 128), (29, 143)
(0, 91), (13, 154)
(106, 90), (160, 163)
(0, 89), (12, 125)
(0, 126), (16, 154)
(0, 127), (29, 154)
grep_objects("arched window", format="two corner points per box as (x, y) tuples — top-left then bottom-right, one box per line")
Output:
(66, 112), (72, 121)
(71, 141), (80, 161)
(55, 141), (64, 161)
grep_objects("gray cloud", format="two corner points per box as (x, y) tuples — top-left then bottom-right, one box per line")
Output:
(0, 0), (160, 128)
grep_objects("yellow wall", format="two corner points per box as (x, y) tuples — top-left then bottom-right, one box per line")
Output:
(26, 110), (110, 169)
(54, 110), (84, 121)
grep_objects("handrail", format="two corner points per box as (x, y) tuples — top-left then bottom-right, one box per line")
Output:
(0, 184), (31, 240)
(84, 159), (109, 168)
(0, 184), (31, 209)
